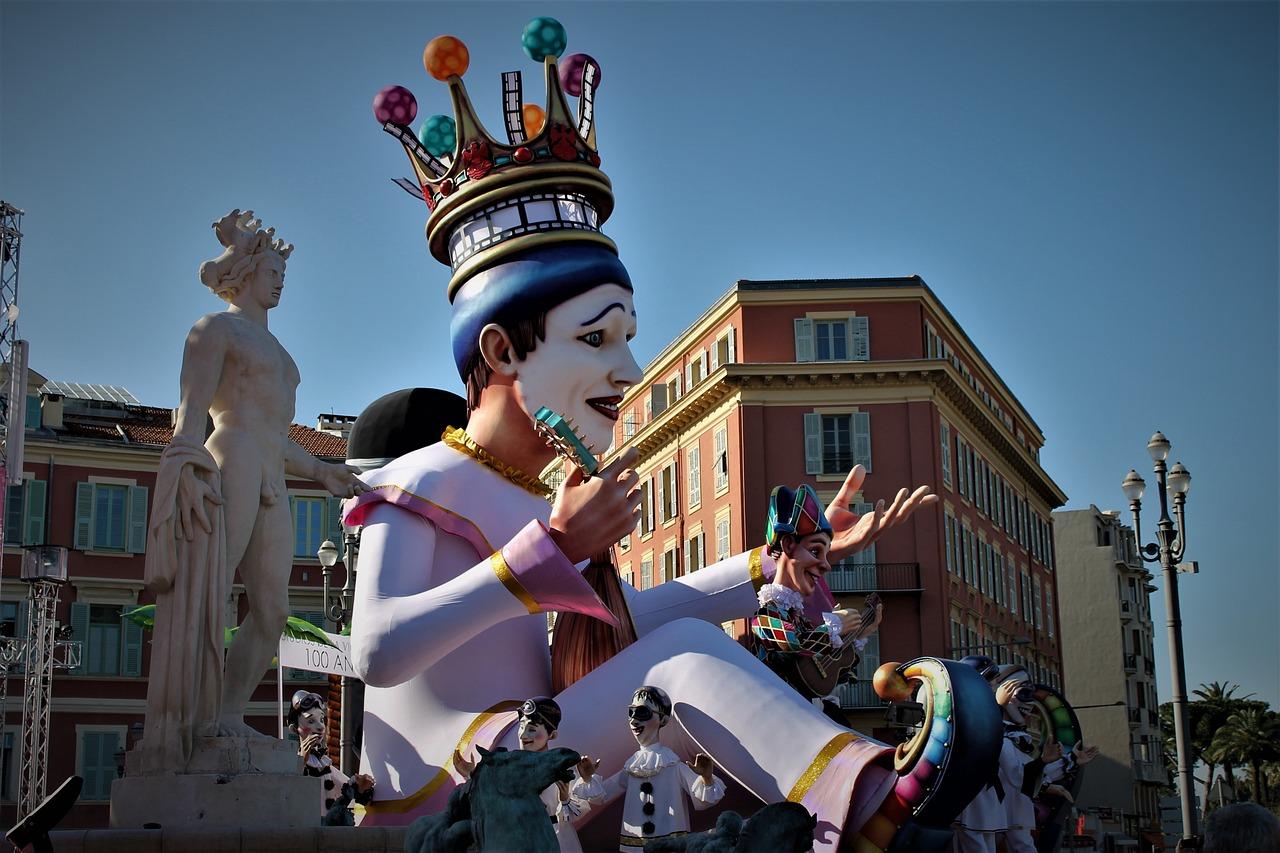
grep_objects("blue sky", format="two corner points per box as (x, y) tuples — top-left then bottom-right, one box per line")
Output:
(2, 2), (1276, 706)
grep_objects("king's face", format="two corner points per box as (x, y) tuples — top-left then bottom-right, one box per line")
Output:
(513, 283), (642, 451)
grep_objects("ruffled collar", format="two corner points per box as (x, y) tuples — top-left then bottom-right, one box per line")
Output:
(623, 743), (680, 778)
(757, 582), (804, 614)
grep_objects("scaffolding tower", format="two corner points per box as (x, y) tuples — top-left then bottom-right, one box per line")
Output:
(0, 202), (22, 384)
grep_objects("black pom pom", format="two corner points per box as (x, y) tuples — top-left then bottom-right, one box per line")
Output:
(324, 779), (335, 790)
(324, 797), (336, 808)
(642, 802), (655, 816)
(640, 782), (653, 795)
(642, 821), (655, 835)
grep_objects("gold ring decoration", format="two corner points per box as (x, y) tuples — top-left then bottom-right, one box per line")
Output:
(787, 731), (859, 803)
(749, 547), (767, 593)
(491, 551), (540, 615)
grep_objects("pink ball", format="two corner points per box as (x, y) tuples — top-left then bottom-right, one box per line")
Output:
(373, 85), (418, 126)
(559, 53), (600, 98)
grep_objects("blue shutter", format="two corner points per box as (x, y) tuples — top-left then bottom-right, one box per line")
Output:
(853, 412), (872, 472)
(121, 606), (143, 677)
(794, 318), (815, 363)
(70, 602), (90, 675)
(126, 486), (149, 554)
(4, 484), (22, 546)
(80, 732), (103, 799)
(22, 480), (46, 546)
(326, 496), (343, 545)
(803, 413), (822, 475)
(25, 395), (40, 430)
(851, 316), (870, 361)
(74, 483), (95, 550)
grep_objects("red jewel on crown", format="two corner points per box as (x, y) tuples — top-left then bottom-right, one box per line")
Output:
(462, 139), (494, 180)
(548, 123), (579, 162)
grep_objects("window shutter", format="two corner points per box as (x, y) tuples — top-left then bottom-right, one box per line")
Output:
(700, 349), (709, 377)
(81, 732), (103, 799)
(727, 326), (736, 363)
(4, 483), (23, 547)
(803, 413), (822, 475)
(656, 472), (665, 523)
(22, 480), (46, 546)
(126, 485), (149, 554)
(683, 539), (690, 575)
(851, 316), (870, 361)
(646, 479), (655, 531)
(853, 412), (872, 472)
(70, 601), (90, 675)
(669, 461), (678, 517)
(326, 496), (344, 545)
(709, 339), (720, 371)
(793, 318), (815, 363)
(854, 502), (876, 564)
(121, 606), (143, 677)
(74, 482), (95, 550)
(684, 362), (693, 390)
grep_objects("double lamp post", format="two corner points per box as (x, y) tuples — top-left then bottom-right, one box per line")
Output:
(316, 531), (360, 776)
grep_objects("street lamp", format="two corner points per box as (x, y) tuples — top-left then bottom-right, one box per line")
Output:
(1123, 431), (1195, 847)
(317, 539), (342, 631)
(316, 532), (361, 774)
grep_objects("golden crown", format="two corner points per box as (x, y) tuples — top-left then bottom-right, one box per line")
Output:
(374, 17), (616, 299)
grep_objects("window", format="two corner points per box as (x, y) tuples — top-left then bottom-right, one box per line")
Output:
(687, 351), (706, 388)
(950, 609), (964, 655)
(715, 516), (730, 563)
(622, 410), (637, 440)
(794, 316), (869, 362)
(940, 421), (952, 489)
(714, 425), (729, 492)
(960, 523), (973, 586)
(0, 601), (18, 639)
(70, 602), (143, 677)
(1007, 554), (1018, 614)
(955, 437), (970, 498)
(4, 479), (47, 547)
(0, 730), (13, 801)
(944, 513), (956, 574)
(639, 553), (653, 590)
(78, 728), (124, 801)
(978, 539), (989, 596)
(666, 375), (681, 404)
(291, 496), (326, 558)
(662, 545), (679, 583)
(1032, 575), (1043, 630)
(74, 482), (148, 553)
(639, 478), (654, 536)
(684, 531), (705, 573)
(620, 533), (631, 551)
(687, 446), (701, 509)
(804, 412), (872, 475)
(1045, 586), (1055, 638)
(710, 327), (736, 369)
(660, 461), (678, 522)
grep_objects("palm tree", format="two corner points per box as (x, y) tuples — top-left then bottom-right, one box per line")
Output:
(1190, 681), (1254, 814)
(1211, 707), (1280, 807)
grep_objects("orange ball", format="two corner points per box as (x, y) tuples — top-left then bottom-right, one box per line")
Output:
(522, 104), (546, 137)
(423, 35), (469, 81)
(873, 663), (912, 702)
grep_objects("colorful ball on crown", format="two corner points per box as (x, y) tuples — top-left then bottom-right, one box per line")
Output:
(424, 35), (470, 80)
(522, 104), (546, 137)
(417, 114), (457, 158)
(559, 53), (600, 97)
(521, 16), (567, 61)
(372, 86), (418, 125)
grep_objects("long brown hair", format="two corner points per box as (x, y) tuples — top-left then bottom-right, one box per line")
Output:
(550, 547), (637, 693)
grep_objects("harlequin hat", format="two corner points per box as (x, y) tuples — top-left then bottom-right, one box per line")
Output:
(518, 696), (563, 732)
(765, 484), (834, 551)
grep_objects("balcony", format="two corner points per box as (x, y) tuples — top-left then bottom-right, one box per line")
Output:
(1148, 709), (1158, 726)
(1120, 598), (1134, 620)
(1123, 654), (1137, 673)
(835, 680), (885, 710)
(1128, 708), (1141, 727)
(825, 562), (922, 594)
(1144, 658), (1155, 676)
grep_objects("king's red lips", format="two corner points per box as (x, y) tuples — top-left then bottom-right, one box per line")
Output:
(587, 396), (622, 421)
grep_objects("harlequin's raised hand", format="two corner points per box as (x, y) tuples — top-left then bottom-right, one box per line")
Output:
(685, 753), (715, 784)
(825, 465), (938, 563)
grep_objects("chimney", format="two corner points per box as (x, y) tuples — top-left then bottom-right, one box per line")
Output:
(41, 393), (63, 430)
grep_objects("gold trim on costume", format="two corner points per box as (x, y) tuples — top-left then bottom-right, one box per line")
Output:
(442, 426), (553, 498)
(362, 700), (522, 814)
(749, 547), (768, 593)
(787, 731), (859, 803)
(620, 831), (687, 847)
(491, 551), (540, 615)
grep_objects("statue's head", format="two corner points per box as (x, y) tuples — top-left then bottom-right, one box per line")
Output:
(284, 689), (325, 738)
(198, 209), (293, 306)
(374, 19), (640, 448)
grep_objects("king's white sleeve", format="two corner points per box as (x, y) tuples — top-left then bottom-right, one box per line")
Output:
(625, 547), (772, 636)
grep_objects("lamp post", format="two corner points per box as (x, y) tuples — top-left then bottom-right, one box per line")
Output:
(1122, 431), (1195, 847)
(317, 533), (360, 774)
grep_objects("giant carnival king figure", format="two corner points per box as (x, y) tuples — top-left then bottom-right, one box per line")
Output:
(350, 17), (998, 851)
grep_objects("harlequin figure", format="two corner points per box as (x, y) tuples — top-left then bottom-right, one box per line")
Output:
(748, 485), (883, 721)
(353, 18), (937, 851)
(284, 690), (376, 825)
(574, 686), (725, 850)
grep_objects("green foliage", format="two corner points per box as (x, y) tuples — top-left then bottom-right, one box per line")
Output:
(123, 606), (335, 650)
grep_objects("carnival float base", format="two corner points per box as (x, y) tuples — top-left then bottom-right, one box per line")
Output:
(108, 737), (319, 830)
(49, 826), (409, 853)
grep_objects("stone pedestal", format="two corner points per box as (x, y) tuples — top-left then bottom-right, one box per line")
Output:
(110, 737), (319, 830)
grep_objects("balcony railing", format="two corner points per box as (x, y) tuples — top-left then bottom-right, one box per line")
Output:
(1147, 709), (1158, 726)
(835, 680), (885, 710)
(1120, 598), (1134, 619)
(1123, 654), (1137, 672)
(1128, 708), (1141, 726)
(1144, 659), (1155, 675)
(825, 562), (922, 594)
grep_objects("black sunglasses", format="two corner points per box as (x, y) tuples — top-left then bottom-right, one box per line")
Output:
(627, 705), (655, 722)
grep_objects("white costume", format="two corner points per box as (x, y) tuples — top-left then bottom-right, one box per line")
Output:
(540, 774), (588, 853)
(576, 743), (725, 850)
(345, 442), (894, 851)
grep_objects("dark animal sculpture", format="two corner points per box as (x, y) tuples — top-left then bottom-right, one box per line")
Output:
(643, 801), (817, 853)
(405, 745), (581, 853)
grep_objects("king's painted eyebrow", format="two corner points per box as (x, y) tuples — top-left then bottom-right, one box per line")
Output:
(579, 303), (629, 326)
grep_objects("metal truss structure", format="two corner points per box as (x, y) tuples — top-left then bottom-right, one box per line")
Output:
(16, 580), (78, 821)
(0, 201), (22, 391)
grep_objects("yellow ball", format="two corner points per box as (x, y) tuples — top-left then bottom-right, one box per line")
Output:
(522, 104), (546, 137)
(873, 663), (912, 702)
(424, 35), (469, 81)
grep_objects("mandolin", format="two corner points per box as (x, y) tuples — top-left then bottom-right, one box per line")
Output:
(786, 592), (881, 700)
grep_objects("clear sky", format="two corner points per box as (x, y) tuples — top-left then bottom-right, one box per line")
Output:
(2, 2), (1276, 707)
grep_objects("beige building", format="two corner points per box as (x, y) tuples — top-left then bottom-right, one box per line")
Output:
(1054, 505), (1165, 843)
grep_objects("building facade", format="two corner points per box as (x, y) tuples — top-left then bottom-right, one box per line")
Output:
(1054, 505), (1166, 843)
(0, 369), (352, 828)
(608, 277), (1068, 733)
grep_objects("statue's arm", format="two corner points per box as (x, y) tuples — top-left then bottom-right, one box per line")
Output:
(349, 502), (609, 687)
(624, 547), (773, 637)
(173, 315), (226, 444)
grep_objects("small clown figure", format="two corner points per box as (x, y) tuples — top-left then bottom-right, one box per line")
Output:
(285, 690), (376, 825)
(749, 485), (883, 720)
(455, 696), (591, 852)
(575, 686), (725, 850)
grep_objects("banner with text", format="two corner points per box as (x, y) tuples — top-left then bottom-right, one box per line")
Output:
(278, 632), (359, 679)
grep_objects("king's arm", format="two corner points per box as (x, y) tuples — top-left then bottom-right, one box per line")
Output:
(620, 546), (774, 636)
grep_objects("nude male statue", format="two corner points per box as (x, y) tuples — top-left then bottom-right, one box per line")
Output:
(147, 210), (365, 754)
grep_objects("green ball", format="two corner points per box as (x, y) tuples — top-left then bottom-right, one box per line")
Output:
(417, 114), (457, 158)
(521, 16), (567, 61)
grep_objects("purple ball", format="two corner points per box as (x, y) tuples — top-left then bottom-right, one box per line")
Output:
(559, 53), (600, 98)
(373, 85), (418, 125)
